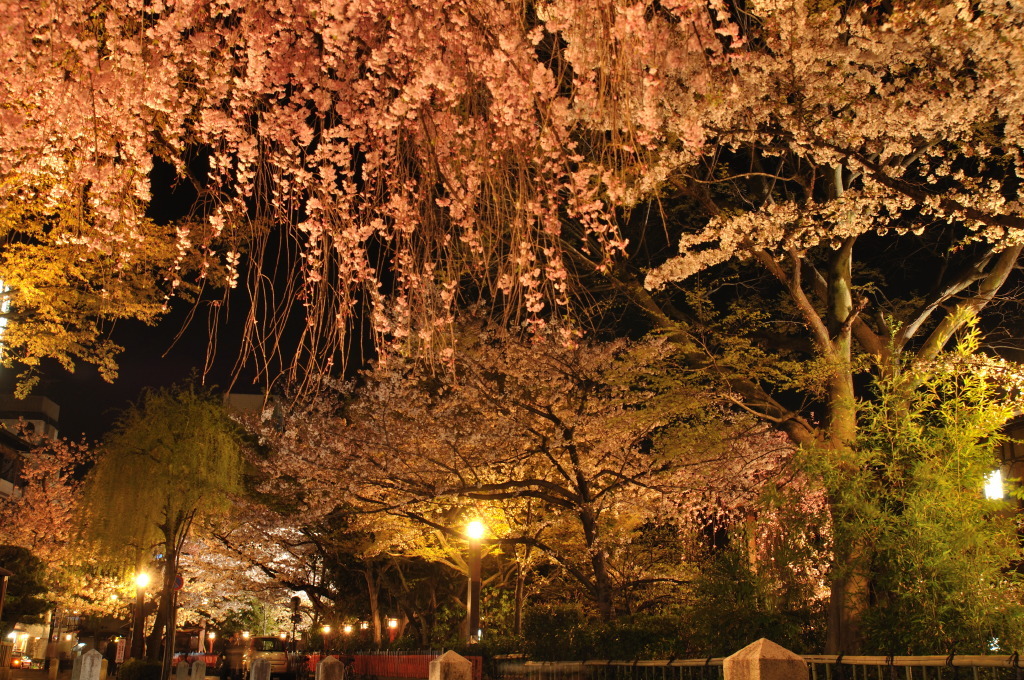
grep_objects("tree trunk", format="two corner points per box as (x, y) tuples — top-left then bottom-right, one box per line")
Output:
(579, 509), (614, 620)
(824, 238), (868, 654)
(826, 543), (870, 654)
(146, 596), (166, 662)
(363, 561), (383, 645)
(513, 556), (527, 636)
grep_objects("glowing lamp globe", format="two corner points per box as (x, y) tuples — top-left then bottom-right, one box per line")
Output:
(466, 521), (485, 540)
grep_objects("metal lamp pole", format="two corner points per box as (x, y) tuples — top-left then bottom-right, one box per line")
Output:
(130, 573), (149, 660)
(465, 521), (484, 644)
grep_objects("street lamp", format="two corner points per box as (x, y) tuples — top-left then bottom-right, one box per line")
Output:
(465, 520), (485, 643)
(985, 469), (1003, 500)
(130, 572), (150, 660)
(386, 618), (398, 643)
(321, 625), (330, 656)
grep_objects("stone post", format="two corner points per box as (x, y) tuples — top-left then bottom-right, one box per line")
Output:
(192, 659), (208, 680)
(723, 639), (808, 680)
(80, 650), (104, 680)
(100, 660), (109, 679)
(317, 656), (344, 680)
(429, 651), (473, 680)
(48, 660), (58, 680)
(176, 660), (190, 680)
(71, 652), (84, 680)
(251, 658), (272, 680)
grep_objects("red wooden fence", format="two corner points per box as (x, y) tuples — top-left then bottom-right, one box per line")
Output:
(306, 653), (482, 680)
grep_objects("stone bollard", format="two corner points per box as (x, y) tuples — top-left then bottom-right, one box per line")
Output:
(250, 658), (272, 680)
(192, 659), (208, 680)
(317, 656), (344, 680)
(80, 650), (105, 680)
(71, 652), (86, 680)
(428, 651), (473, 680)
(100, 660), (109, 679)
(177, 660), (190, 680)
(48, 659), (59, 680)
(723, 639), (808, 680)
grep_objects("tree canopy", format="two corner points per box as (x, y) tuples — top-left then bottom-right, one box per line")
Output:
(85, 384), (244, 662)
(3, 0), (1024, 655)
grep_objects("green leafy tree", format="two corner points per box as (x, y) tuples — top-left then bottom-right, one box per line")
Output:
(84, 385), (244, 669)
(0, 545), (50, 636)
(810, 330), (1024, 654)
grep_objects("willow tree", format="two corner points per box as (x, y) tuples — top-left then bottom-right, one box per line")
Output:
(85, 385), (243, 669)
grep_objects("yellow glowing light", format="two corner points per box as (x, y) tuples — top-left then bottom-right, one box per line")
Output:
(242, 631), (250, 640)
(321, 625), (331, 635)
(208, 632), (216, 640)
(135, 573), (150, 589)
(387, 619), (398, 629)
(466, 520), (485, 540)
(985, 469), (1003, 500)
(342, 625), (353, 635)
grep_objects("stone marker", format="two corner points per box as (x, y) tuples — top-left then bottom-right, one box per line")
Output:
(48, 659), (58, 680)
(429, 651), (473, 680)
(723, 639), (807, 680)
(100, 659), (108, 678)
(176, 660), (190, 680)
(192, 659), (207, 680)
(251, 658), (272, 680)
(71, 652), (84, 680)
(317, 656), (344, 680)
(80, 650), (104, 680)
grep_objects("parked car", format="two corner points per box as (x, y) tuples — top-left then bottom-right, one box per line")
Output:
(229, 637), (295, 680)
(9, 651), (32, 669)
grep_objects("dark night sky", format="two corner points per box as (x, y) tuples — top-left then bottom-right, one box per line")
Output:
(1, 158), (266, 440)
(0, 300), (264, 440)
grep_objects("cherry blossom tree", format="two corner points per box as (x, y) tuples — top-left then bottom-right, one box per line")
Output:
(0, 436), (126, 617)
(5, 0), (1024, 652)
(257, 328), (796, 621)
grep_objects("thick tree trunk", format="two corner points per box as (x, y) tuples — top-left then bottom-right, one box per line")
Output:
(580, 509), (614, 620)
(513, 558), (526, 636)
(826, 543), (870, 654)
(824, 238), (869, 654)
(146, 596), (166, 662)
(363, 561), (383, 645)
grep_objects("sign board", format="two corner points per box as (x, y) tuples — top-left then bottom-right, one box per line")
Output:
(173, 573), (184, 591)
(115, 638), (126, 664)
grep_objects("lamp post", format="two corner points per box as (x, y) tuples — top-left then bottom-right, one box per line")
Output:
(465, 520), (485, 644)
(386, 619), (398, 643)
(0, 566), (13, 631)
(984, 469), (1003, 500)
(130, 572), (150, 660)
(321, 625), (330, 657)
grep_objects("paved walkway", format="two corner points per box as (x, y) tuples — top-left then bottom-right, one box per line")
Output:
(12, 669), (68, 680)
(11, 668), (220, 680)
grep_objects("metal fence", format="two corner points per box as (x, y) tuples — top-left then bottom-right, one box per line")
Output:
(494, 655), (1023, 680)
